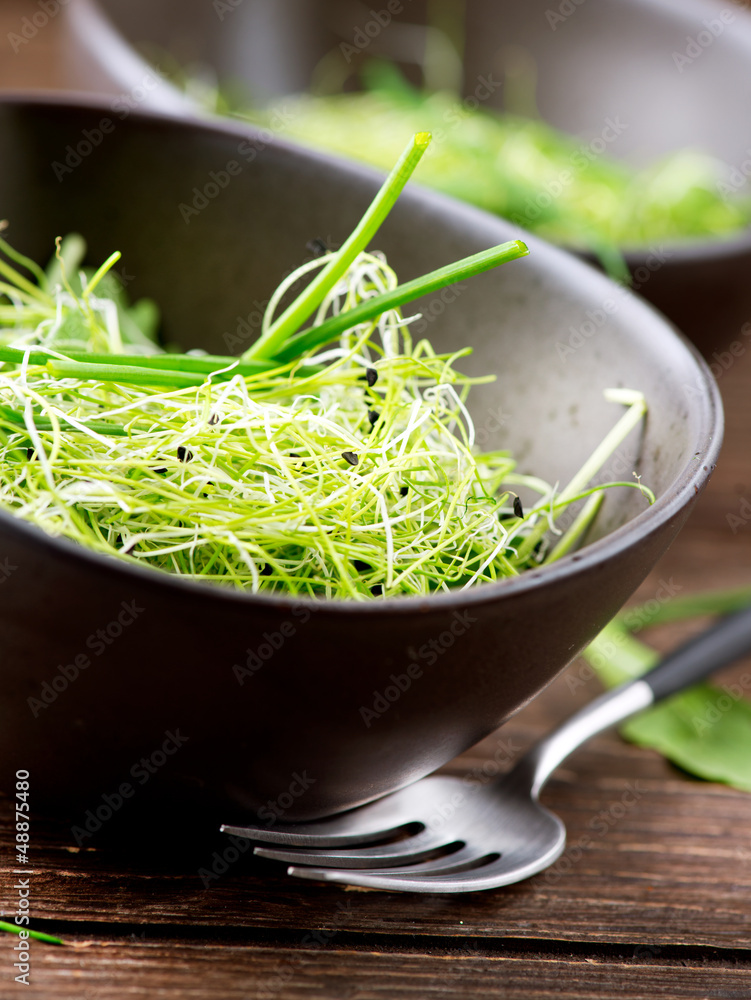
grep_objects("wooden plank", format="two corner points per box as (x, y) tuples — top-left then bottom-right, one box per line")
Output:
(1, 935), (750, 1000)
(2, 663), (750, 951)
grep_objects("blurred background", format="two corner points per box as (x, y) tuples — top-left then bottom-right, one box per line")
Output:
(4, 0), (751, 352)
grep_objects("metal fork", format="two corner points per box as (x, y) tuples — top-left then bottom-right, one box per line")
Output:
(222, 607), (751, 893)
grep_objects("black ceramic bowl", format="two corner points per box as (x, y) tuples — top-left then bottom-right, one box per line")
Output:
(0, 97), (721, 828)
(94, 0), (751, 356)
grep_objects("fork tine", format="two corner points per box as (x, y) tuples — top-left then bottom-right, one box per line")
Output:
(341, 845), (494, 877)
(254, 829), (459, 869)
(286, 838), (566, 893)
(221, 775), (463, 848)
(221, 795), (420, 848)
(220, 817), (412, 849)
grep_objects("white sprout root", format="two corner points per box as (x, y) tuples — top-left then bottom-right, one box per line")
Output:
(0, 244), (654, 599)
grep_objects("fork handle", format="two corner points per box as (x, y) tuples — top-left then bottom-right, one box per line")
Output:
(519, 605), (751, 798)
(643, 605), (751, 700)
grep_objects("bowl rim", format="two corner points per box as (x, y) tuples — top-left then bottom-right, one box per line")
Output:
(85, 0), (751, 262)
(0, 94), (725, 615)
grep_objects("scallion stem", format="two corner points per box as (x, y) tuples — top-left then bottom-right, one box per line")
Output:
(243, 131), (432, 361)
(0, 920), (63, 946)
(0, 346), (321, 380)
(516, 389), (648, 561)
(0, 258), (50, 305)
(46, 360), (211, 389)
(617, 585), (751, 629)
(274, 240), (530, 362)
(0, 232), (49, 290)
(543, 492), (603, 564)
(83, 251), (122, 297)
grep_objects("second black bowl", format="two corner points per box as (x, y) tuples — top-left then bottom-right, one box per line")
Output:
(93, 0), (751, 357)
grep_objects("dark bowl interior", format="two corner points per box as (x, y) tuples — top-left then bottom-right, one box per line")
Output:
(96, 0), (751, 356)
(0, 98), (721, 830)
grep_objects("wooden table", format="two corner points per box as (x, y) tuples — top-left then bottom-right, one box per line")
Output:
(0, 352), (748, 999)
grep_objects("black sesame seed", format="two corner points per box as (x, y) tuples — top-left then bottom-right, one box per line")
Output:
(342, 451), (359, 467)
(400, 486), (409, 497)
(177, 446), (194, 463)
(208, 413), (219, 426)
(306, 236), (330, 258)
(367, 410), (380, 426)
(370, 584), (383, 596)
(366, 367), (378, 387)
(153, 467), (167, 475)
(353, 560), (371, 573)
(260, 563), (273, 576)
(513, 496), (524, 519)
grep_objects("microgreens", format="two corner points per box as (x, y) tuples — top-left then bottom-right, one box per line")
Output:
(0, 136), (653, 598)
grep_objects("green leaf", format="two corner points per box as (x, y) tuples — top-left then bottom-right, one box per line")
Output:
(582, 601), (751, 793)
(622, 686), (751, 792)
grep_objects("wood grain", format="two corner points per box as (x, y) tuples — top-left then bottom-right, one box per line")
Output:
(1, 935), (750, 1000)
(2, 703), (750, 950)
